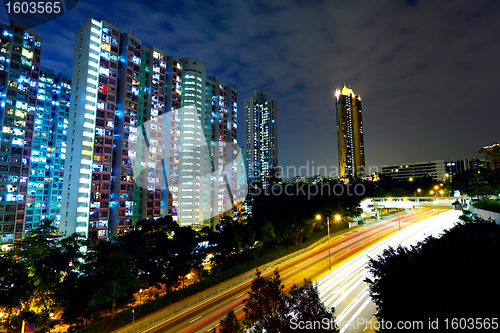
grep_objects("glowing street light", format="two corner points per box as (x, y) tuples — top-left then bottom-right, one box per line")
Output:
(139, 289), (143, 305)
(316, 214), (339, 271)
(409, 177), (413, 182)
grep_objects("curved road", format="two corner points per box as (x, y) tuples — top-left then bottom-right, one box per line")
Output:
(135, 208), (444, 333)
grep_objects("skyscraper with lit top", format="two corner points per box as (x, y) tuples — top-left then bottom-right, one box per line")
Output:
(336, 85), (365, 179)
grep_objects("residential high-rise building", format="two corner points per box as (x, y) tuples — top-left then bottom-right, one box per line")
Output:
(33, 68), (70, 225)
(335, 85), (365, 179)
(206, 74), (239, 225)
(244, 90), (278, 186)
(60, 18), (242, 238)
(60, 18), (168, 240)
(0, 22), (70, 249)
(168, 58), (239, 229)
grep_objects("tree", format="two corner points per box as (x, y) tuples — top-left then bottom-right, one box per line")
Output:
(365, 221), (500, 332)
(243, 268), (284, 329)
(285, 279), (338, 333)
(171, 226), (205, 288)
(84, 240), (139, 316)
(216, 310), (243, 333)
(0, 220), (87, 332)
(0, 251), (33, 332)
(242, 269), (338, 332)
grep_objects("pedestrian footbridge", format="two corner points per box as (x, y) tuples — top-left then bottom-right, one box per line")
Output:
(360, 197), (457, 219)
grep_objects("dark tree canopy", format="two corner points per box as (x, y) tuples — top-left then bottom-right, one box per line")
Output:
(366, 220), (500, 332)
(241, 269), (338, 333)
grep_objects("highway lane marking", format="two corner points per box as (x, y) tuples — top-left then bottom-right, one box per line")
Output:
(339, 297), (373, 333)
(335, 289), (370, 324)
(189, 315), (202, 324)
(284, 280), (292, 286)
(235, 293), (245, 299)
(295, 258), (312, 268)
(310, 266), (316, 271)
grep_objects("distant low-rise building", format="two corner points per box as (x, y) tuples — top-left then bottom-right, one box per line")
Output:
(445, 158), (491, 176)
(381, 160), (446, 181)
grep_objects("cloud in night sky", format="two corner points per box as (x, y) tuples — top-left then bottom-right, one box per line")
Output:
(3, 0), (499, 176)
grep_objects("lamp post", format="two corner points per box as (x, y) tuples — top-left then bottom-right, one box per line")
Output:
(316, 214), (341, 271)
(132, 309), (135, 329)
(326, 216), (330, 270)
(139, 289), (143, 305)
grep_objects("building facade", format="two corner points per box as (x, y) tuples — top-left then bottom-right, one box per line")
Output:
(60, 18), (241, 238)
(244, 90), (278, 186)
(60, 18), (169, 240)
(381, 160), (446, 181)
(336, 85), (365, 179)
(0, 22), (70, 249)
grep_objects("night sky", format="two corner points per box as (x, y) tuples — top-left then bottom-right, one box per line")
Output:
(2, 0), (500, 177)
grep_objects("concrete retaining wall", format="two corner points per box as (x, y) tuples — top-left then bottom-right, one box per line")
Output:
(476, 208), (500, 224)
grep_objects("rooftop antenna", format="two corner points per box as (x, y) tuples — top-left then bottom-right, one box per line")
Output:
(107, 17), (109, 22)
(132, 30), (134, 35)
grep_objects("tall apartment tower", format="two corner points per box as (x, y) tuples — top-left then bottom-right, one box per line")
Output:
(60, 18), (241, 238)
(335, 85), (365, 179)
(169, 58), (239, 229)
(206, 75), (238, 226)
(60, 18), (168, 240)
(0, 22), (70, 249)
(244, 90), (278, 186)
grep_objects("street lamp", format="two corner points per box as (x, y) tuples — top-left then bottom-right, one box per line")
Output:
(316, 214), (340, 271)
(139, 289), (143, 305)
